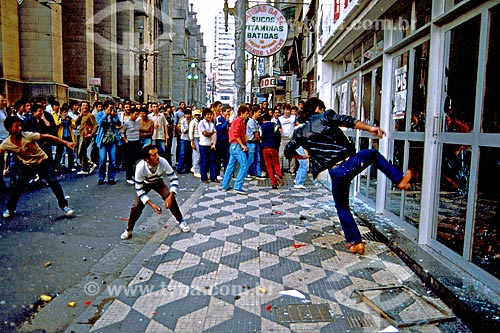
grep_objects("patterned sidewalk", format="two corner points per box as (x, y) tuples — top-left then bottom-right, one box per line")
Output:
(86, 178), (470, 333)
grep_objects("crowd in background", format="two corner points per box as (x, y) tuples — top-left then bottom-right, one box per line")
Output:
(0, 93), (310, 195)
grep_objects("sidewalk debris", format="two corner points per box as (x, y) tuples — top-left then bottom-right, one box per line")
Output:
(279, 290), (306, 300)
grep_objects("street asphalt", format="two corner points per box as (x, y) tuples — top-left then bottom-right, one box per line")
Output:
(0, 166), (201, 332)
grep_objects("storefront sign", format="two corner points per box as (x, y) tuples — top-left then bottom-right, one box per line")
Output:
(245, 5), (288, 57)
(88, 77), (101, 86)
(260, 77), (277, 89)
(393, 65), (407, 119)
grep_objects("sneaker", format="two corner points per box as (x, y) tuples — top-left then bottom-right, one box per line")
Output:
(294, 184), (307, 189)
(222, 187), (232, 192)
(108, 180), (116, 185)
(98, 179), (105, 185)
(190, 167), (194, 173)
(120, 230), (132, 240)
(193, 173), (201, 178)
(2, 209), (13, 218)
(126, 179), (134, 185)
(77, 170), (89, 175)
(62, 206), (75, 216)
(70, 168), (77, 172)
(217, 176), (223, 181)
(245, 176), (253, 181)
(233, 188), (248, 195)
(89, 163), (97, 174)
(255, 176), (266, 180)
(177, 221), (191, 232)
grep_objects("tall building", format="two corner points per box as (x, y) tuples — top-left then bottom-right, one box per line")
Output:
(213, 10), (236, 107)
(0, 0), (205, 106)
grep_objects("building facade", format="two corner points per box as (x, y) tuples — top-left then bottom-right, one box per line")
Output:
(0, 0), (206, 106)
(311, 0), (500, 295)
(212, 10), (236, 107)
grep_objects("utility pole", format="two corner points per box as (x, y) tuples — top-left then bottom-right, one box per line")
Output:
(234, 0), (246, 107)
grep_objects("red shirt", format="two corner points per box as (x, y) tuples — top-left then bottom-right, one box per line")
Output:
(229, 116), (246, 144)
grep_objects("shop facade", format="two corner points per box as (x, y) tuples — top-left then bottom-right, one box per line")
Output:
(318, 0), (500, 290)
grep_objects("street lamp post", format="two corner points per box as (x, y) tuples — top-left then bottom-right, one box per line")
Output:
(187, 62), (198, 106)
(138, 24), (144, 103)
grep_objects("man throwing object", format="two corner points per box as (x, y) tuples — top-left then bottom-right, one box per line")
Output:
(0, 116), (75, 218)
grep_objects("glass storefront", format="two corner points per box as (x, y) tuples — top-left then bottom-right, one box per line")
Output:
(325, 0), (500, 287)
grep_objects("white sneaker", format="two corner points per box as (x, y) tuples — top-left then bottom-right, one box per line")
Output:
(89, 163), (97, 174)
(120, 230), (132, 240)
(190, 167), (194, 173)
(62, 206), (75, 216)
(294, 184), (306, 189)
(3, 209), (13, 218)
(77, 170), (88, 175)
(177, 221), (191, 232)
(217, 176), (223, 181)
(126, 179), (134, 185)
(245, 176), (253, 181)
(193, 173), (201, 178)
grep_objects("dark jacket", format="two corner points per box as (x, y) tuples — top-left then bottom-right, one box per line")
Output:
(284, 109), (358, 178)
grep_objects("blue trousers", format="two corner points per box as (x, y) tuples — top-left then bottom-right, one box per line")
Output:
(222, 144), (248, 191)
(246, 142), (261, 177)
(328, 149), (404, 243)
(199, 145), (217, 181)
(98, 142), (117, 181)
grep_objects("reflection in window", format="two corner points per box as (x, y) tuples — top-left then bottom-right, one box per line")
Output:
(358, 138), (379, 201)
(386, 140), (405, 217)
(443, 16), (480, 132)
(405, 141), (424, 228)
(392, 52), (409, 132)
(436, 144), (471, 254)
(362, 72), (371, 124)
(411, 42), (429, 132)
(374, 67), (382, 126)
(482, 5), (500, 133)
(415, 0), (432, 30)
(472, 147), (500, 279)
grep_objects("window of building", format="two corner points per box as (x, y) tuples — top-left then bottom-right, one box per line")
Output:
(442, 16), (480, 133)
(391, 51), (409, 132)
(482, 6), (500, 133)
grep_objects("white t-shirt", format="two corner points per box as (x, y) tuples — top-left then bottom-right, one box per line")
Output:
(198, 119), (215, 146)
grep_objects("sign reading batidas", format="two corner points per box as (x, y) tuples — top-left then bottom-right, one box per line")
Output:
(245, 5), (288, 57)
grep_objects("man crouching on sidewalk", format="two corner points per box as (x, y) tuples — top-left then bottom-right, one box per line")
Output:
(120, 144), (190, 240)
(0, 115), (75, 218)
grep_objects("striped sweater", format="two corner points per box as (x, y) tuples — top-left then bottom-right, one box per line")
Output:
(134, 157), (179, 204)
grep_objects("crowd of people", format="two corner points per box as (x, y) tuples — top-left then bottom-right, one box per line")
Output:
(0, 93), (412, 253)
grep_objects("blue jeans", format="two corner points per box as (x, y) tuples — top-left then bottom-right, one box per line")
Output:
(246, 142), (261, 177)
(152, 139), (166, 157)
(140, 137), (152, 147)
(176, 139), (192, 173)
(98, 142), (117, 181)
(222, 143), (248, 191)
(328, 149), (404, 244)
(199, 145), (216, 181)
(294, 147), (308, 185)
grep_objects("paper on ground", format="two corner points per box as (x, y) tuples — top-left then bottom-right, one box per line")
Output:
(279, 290), (306, 299)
